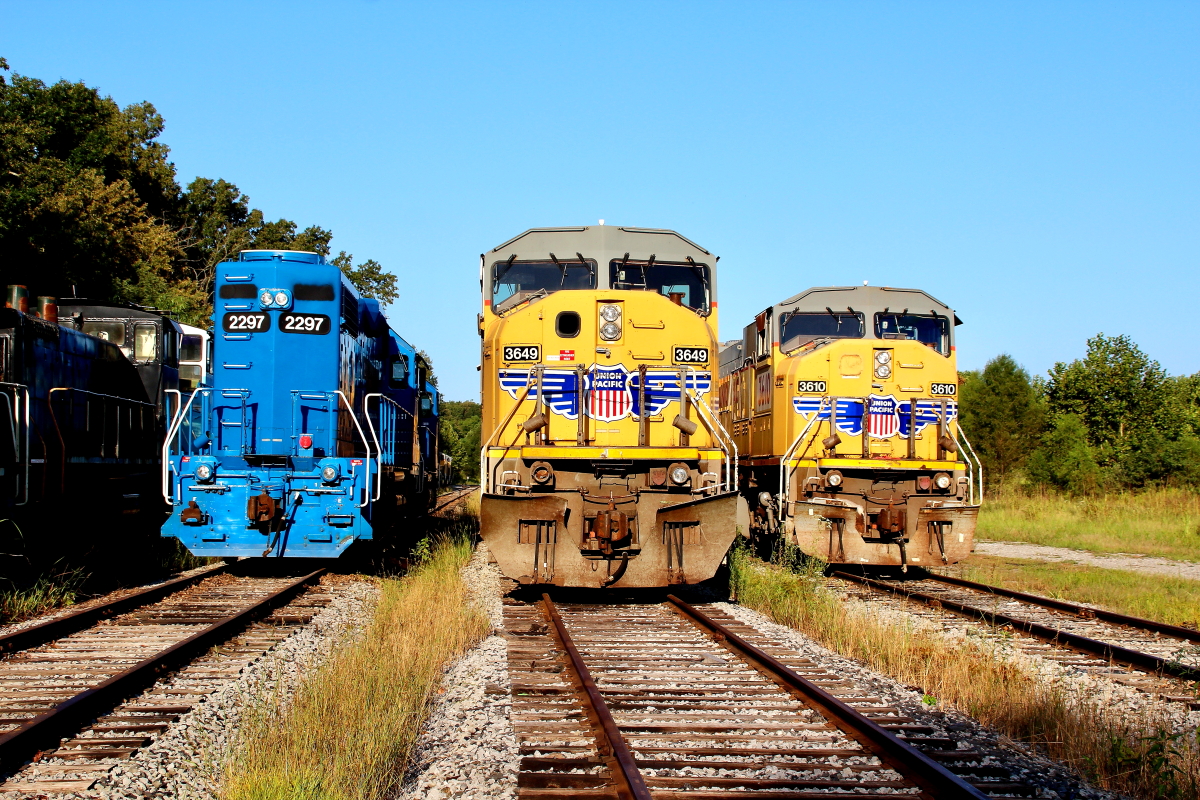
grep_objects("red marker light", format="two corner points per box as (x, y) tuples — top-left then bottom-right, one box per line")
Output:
(299, 434), (313, 449)
(182, 456), (190, 462)
(351, 459), (363, 466)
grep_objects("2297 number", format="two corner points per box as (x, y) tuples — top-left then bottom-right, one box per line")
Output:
(281, 313), (330, 334)
(222, 312), (270, 332)
(503, 345), (540, 362)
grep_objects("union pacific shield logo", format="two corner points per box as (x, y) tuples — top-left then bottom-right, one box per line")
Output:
(866, 394), (900, 438)
(587, 365), (633, 422)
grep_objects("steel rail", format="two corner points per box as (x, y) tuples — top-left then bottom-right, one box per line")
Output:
(0, 568), (325, 774)
(0, 564), (228, 656)
(432, 485), (478, 515)
(924, 571), (1200, 644)
(665, 594), (992, 800)
(834, 571), (1199, 679)
(540, 594), (652, 800)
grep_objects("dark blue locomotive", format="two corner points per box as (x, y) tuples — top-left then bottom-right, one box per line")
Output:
(161, 250), (441, 558)
(0, 308), (159, 512)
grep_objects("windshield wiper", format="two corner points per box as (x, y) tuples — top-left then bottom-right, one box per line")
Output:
(549, 252), (567, 287)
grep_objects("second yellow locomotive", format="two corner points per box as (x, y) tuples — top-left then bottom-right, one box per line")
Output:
(718, 285), (982, 569)
(478, 226), (742, 588)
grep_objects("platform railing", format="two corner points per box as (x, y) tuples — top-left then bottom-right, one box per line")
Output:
(364, 393), (414, 501)
(163, 387), (213, 503)
(0, 383), (30, 506)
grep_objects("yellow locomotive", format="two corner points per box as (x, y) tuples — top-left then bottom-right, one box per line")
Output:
(478, 226), (742, 588)
(717, 286), (982, 569)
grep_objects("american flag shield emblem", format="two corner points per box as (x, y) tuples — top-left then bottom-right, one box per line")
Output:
(866, 394), (900, 438)
(587, 365), (633, 422)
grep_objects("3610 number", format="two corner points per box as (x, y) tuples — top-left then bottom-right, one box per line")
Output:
(503, 345), (540, 362)
(796, 380), (827, 393)
(930, 383), (957, 396)
(222, 312), (270, 332)
(281, 313), (330, 334)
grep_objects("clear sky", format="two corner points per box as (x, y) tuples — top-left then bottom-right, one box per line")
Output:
(3, 1), (1196, 401)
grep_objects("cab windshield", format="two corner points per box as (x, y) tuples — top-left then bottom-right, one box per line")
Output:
(780, 311), (863, 348)
(492, 260), (596, 308)
(609, 261), (710, 312)
(875, 313), (950, 355)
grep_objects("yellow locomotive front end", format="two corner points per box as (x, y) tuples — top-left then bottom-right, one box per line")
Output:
(479, 226), (742, 588)
(719, 286), (982, 569)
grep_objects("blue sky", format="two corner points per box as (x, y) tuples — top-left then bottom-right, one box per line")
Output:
(3, 1), (1196, 401)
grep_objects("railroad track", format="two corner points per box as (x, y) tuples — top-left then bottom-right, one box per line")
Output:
(504, 595), (1029, 798)
(834, 570), (1200, 705)
(433, 485), (478, 515)
(0, 566), (338, 794)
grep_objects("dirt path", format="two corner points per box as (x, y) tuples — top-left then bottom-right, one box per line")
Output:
(974, 540), (1200, 581)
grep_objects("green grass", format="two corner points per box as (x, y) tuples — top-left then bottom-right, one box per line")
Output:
(730, 544), (1200, 799)
(978, 485), (1200, 561)
(0, 567), (86, 624)
(943, 554), (1200, 628)
(222, 518), (489, 800)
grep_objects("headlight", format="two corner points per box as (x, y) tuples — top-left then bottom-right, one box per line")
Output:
(195, 464), (212, 482)
(259, 291), (274, 306)
(670, 466), (690, 485)
(322, 465), (339, 483)
(758, 491), (773, 507)
(600, 304), (622, 322)
(875, 363), (892, 379)
(933, 472), (952, 490)
(274, 291), (289, 307)
(825, 470), (843, 487)
(875, 351), (891, 364)
(600, 322), (621, 340)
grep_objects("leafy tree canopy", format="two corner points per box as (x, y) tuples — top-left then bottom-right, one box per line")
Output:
(958, 354), (1045, 484)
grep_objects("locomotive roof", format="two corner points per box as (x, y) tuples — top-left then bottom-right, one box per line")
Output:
(487, 225), (715, 266)
(771, 285), (962, 325)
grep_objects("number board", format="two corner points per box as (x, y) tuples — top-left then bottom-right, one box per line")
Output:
(796, 380), (827, 393)
(673, 346), (709, 364)
(503, 344), (540, 362)
(222, 312), (270, 332)
(281, 313), (331, 335)
(930, 383), (957, 396)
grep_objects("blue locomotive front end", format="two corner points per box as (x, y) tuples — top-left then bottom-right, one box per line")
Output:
(161, 249), (436, 557)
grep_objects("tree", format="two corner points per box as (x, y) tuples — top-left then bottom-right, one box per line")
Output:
(331, 251), (398, 307)
(1027, 414), (1103, 495)
(439, 400), (481, 483)
(958, 355), (1045, 484)
(1045, 334), (1185, 463)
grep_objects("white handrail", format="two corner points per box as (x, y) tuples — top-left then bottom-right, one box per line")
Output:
(334, 391), (373, 509)
(162, 387), (212, 503)
(776, 396), (832, 517)
(0, 383), (30, 506)
(955, 422), (984, 506)
(678, 369), (737, 493)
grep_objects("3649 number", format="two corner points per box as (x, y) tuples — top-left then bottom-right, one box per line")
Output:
(930, 383), (957, 396)
(222, 312), (270, 332)
(281, 313), (330, 334)
(673, 346), (709, 364)
(796, 380), (827, 393)
(503, 345), (540, 362)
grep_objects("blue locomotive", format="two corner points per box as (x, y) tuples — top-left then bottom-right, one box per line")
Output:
(160, 250), (440, 558)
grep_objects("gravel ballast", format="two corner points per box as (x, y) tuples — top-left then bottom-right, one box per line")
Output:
(398, 545), (519, 800)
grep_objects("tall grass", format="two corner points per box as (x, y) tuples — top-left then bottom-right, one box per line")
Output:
(979, 485), (1200, 561)
(0, 566), (86, 624)
(222, 521), (489, 800)
(949, 554), (1200, 628)
(729, 546), (1200, 799)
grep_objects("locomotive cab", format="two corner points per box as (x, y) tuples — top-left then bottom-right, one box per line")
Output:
(718, 285), (982, 570)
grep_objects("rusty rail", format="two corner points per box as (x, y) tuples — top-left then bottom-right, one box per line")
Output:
(432, 485), (478, 515)
(925, 571), (1200, 644)
(835, 571), (1199, 679)
(540, 594), (652, 800)
(0, 564), (228, 656)
(0, 568), (325, 774)
(665, 594), (992, 800)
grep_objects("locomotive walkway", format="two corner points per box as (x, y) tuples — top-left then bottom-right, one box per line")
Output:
(504, 595), (1028, 798)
